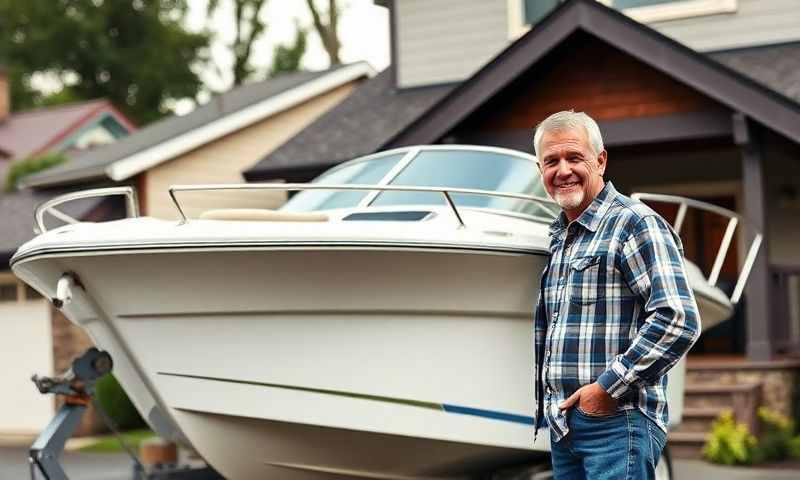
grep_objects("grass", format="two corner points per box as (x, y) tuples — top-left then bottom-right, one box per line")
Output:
(76, 429), (156, 453)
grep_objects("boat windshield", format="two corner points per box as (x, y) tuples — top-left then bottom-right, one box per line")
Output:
(281, 147), (552, 218)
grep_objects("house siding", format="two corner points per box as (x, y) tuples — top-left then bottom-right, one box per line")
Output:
(395, 0), (510, 88)
(144, 82), (358, 219)
(647, 0), (800, 52)
(457, 38), (719, 133)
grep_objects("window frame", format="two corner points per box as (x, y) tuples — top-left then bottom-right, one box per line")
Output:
(508, 0), (738, 39)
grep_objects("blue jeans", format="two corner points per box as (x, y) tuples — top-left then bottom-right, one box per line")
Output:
(550, 407), (667, 480)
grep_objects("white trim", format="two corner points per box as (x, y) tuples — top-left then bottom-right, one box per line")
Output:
(598, 0), (738, 24)
(507, 0), (530, 40)
(107, 62), (376, 182)
(20, 63), (376, 188)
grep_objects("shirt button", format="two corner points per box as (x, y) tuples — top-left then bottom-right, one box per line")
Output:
(551, 312), (558, 319)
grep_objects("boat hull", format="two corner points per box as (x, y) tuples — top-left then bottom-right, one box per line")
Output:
(14, 246), (553, 479)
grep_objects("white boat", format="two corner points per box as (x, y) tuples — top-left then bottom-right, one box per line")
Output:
(11, 146), (759, 480)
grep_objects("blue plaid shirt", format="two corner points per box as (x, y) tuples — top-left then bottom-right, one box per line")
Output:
(534, 182), (701, 442)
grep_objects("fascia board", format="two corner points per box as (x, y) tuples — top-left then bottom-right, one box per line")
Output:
(106, 62), (376, 182)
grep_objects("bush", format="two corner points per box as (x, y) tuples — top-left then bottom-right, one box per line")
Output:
(704, 408), (800, 465)
(4, 152), (67, 191)
(94, 374), (146, 431)
(753, 407), (795, 462)
(703, 410), (758, 465)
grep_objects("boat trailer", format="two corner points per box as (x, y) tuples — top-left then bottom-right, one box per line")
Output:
(28, 348), (222, 480)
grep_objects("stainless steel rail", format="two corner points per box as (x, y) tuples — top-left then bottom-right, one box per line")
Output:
(631, 192), (762, 305)
(34, 187), (139, 234)
(168, 183), (559, 228)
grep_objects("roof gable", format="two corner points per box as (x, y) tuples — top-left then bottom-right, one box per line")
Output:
(386, 0), (800, 148)
(21, 62), (375, 188)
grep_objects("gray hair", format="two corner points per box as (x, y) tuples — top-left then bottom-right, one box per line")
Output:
(532, 110), (605, 158)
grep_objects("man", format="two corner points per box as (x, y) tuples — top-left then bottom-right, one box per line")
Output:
(531, 111), (701, 479)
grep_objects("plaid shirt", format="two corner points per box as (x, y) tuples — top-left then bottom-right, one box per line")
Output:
(534, 182), (700, 442)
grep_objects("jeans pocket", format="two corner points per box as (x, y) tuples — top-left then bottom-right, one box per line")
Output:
(576, 406), (623, 419)
(647, 418), (667, 467)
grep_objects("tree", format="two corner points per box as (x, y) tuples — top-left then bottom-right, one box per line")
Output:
(206, 0), (270, 86)
(306, 0), (341, 66)
(0, 0), (209, 124)
(269, 23), (307, 78)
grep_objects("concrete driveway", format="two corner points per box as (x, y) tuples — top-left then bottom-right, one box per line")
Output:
(2, 447), (799, 479)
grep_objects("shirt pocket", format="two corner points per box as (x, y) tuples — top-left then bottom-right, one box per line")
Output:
(569, 254), (606, 305)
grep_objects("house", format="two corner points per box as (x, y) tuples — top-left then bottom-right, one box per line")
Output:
(0, 66), (137, 441)
(245, 0), (800, 455)
(0, 62), (374, 440)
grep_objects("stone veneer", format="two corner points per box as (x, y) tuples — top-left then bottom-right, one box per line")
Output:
(686, 359), (800, 419)
(51, 306), (106, 436)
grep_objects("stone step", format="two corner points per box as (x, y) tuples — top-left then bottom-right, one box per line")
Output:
(668, 431), (708, 459)
(683, 382), (761, 410)
(676, 407), (725, 432)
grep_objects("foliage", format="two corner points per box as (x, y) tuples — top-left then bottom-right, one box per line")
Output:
(94, 374), (146, 431)
(4, 152), (68, 192)
(269, 22), (307, 78)
(704, 408), (800, 465)
(703, 410), (758, 465)
(207, 0), (270, 86)
(77, 428), (155, 453)
(0, 0), (209, 124)
(306, 0), (341, 66)
(752, 407), (795, 463)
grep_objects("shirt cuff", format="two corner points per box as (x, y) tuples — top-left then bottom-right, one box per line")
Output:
(597, 361), (631, 399)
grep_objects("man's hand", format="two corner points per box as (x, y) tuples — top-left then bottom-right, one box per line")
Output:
(559, 382), (617, 415)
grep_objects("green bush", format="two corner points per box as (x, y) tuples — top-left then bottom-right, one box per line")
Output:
(94, 374), (146, 431)
(753, 407), (795, 462)
(704, 407), (800, 465)
(4, 152), (67, 191)
(703, 410), (758, 465)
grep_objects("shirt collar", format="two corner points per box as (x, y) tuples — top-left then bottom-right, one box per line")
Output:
(548, 181), (618, 237)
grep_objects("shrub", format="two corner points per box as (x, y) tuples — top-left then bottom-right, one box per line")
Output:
(789, 435), (800, 460)
(94, 374), (146, 431)
(753, 407), (795, 462)
(4, 152), (67, 191)
(703, 410), (758, 465)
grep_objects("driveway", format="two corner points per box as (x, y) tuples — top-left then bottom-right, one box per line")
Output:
(2, 447), (799, 479)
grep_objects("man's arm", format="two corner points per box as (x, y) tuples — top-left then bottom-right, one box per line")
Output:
(595, 214), (701, 399)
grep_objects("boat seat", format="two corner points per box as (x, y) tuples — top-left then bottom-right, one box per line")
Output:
(199, 208), (329, 222)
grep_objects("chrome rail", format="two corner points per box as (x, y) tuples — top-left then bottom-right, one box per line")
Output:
(631, 192), (762, 305)
(168, 183), (559, 228)
(34, 187), (139, 234)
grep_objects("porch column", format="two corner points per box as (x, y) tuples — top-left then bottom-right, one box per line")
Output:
(733, 112), (772, 361)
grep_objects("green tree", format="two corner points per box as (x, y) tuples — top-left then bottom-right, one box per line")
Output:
(0, 0), (209, 124)
(306, 0), (342, 66)
(206, 0), (270, 86)
(269, 23), (307, 78)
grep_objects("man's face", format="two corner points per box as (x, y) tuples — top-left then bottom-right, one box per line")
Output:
(538, 127), (607, 221)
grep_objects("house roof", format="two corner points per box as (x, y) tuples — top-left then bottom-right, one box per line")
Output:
(0, 188), (103, 268)
(0, 99), (134, 161)
(246, 0), (800, 180)
(243, 69), (455, 181)
(21, 62), (376, 188)
(387, 0), (800, 148)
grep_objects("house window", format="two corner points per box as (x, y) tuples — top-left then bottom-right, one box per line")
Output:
(0, 276), (43, 303)
(600, 0), (738, 23)
(523, 0), (560, 25)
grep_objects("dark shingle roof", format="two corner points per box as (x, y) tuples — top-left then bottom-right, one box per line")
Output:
(243, 69), (454, 181)
(0, 189), (102, 267)
(709, 42), (800, 105)
(22, 66), (355, 187)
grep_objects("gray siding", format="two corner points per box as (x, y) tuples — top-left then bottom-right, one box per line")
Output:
(396, 0), (510, 88)
(648, 0), (800, 52)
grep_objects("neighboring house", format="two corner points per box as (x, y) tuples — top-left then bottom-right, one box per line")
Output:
(0, 62), (374, 440)
(0, 66), (137, 441)
(245, 0), (800, 454)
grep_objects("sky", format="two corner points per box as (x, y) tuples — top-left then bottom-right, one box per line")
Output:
(185, 0), (391, 93)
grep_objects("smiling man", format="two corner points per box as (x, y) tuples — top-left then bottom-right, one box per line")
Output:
(531, 111), (701, 480)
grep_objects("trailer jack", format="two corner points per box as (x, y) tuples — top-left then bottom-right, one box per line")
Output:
(29, 348), (222, 480)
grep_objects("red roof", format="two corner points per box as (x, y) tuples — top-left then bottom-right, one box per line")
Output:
(0, 99), (136, 161)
